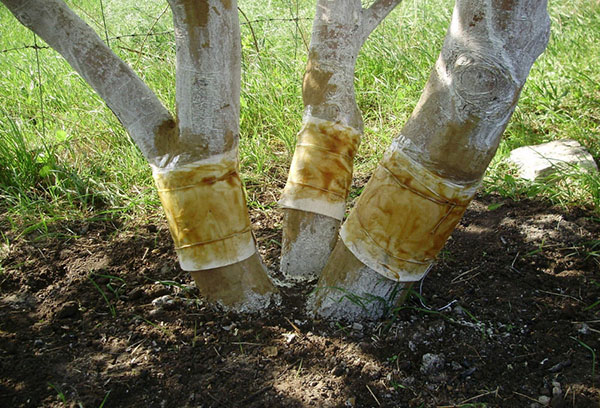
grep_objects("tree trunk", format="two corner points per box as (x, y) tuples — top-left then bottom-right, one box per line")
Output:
(160, 0), (277, 311)
(3, 0), (277, 311)
(312, 0), (551, 321)
(279, 0), (401, 280)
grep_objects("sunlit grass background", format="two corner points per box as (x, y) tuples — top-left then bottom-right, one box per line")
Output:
(0, 0), (599, 235)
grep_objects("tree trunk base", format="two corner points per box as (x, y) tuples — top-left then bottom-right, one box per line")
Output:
(280, 209), (340, 281)
(190, 252), (278, 313)
(310, 239), (413, 322)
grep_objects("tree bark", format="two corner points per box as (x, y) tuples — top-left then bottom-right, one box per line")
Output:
(312, 0), (551, 321)
(280, 0), (401, 280)
(1, 0), (174, 164)
(155, 0), (277, 311)
(3, 0), (277, 311)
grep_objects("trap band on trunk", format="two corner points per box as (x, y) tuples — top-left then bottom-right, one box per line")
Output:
(279, 117), (361, 220)
(153, 154), (255, 271)
(340, 148), (480, 282)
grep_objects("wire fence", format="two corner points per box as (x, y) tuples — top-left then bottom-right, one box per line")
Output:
(0, 17), (312, 55)
(1, 3), (313, 143)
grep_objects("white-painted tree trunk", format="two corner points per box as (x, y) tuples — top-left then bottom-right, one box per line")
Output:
(280, 0), (401, 280)
(3, 0), (277, 312)
(163, 0), (277, 311)
(312, 0), (551, 321)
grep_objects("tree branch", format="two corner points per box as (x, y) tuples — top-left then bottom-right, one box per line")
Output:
(1, 0), (174, 163)
(361, 0), (403, 41)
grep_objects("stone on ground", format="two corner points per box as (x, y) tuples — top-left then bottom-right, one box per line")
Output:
(507, 139), (598, 181)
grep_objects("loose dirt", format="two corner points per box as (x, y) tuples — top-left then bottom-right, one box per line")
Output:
(1, 194), (599, 407)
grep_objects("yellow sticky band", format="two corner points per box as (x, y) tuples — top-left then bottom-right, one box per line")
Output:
(340, 149), (480, 282)
(279, 118), (361, 220)
(153, 157), (255, 271)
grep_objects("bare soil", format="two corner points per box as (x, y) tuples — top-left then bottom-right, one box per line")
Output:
(1, 193), (599, 408)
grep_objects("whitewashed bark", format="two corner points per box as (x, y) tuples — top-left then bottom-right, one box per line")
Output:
(280, 0), (401, 280)
(312, 0), (551, 321)
(164, 0), (241, 168)
(3, 0), (277, 311)
(158, 0), (276, 311)
(1, 0), (173, 165)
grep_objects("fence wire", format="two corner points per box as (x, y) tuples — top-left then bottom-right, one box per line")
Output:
(1, 3), (313, 153)
(0, 17), (311, 55)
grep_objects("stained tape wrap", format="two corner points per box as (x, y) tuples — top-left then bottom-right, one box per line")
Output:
(340, 148), (480, 282)
(279, 118), (361, 220)
(152, 153), (256, 271)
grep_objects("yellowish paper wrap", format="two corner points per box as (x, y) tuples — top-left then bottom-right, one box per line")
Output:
(153, 155), (255, 271)
(279, 118), (361, 220)
(340, 149), (480, 282)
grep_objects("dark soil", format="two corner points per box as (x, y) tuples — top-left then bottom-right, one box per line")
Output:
(1, 194), (599, 408)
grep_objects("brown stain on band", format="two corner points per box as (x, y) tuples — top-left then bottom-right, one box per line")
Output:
(340, 150), (478, 281)
(154, 158), (254, 270)
(280, 120), (361, 208)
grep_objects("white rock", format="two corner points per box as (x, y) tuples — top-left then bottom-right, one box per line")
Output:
(152, 295), (174, 308)
(507, 139), (598, 181)
(537, 395), (551, 406)
(352, 323), (364, 331)
(577, 322), (590, 335)
(420, 353), (445, 374)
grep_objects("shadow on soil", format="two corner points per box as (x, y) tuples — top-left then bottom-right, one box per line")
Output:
(1, 194), (599, 407)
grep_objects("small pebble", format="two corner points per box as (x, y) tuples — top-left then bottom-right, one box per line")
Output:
(460, 367), (477, 378)
(548, 360), (571, 373)
(404, 376), (415, 386)
(352, 323), (363, 331)
(453, 305), (466, 316)
(576, 323), (590, 335)
(538, 395), (551, 406)
(152, 295), (174, 309)
(420, 353), (445, 375)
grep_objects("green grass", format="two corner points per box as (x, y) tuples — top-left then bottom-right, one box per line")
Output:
(0, 0), (599, 236)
